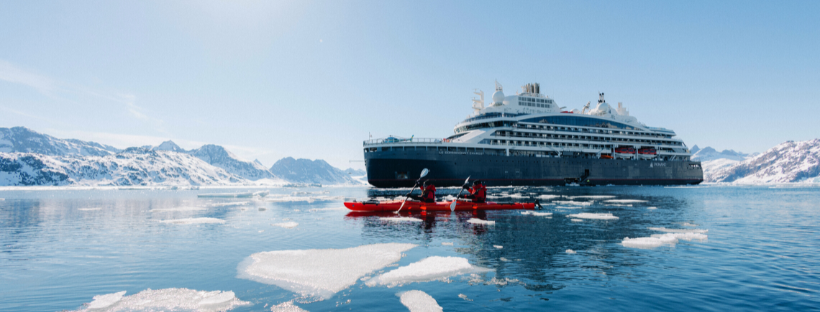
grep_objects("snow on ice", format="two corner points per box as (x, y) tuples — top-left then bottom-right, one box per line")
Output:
(70, 288), (249, 312)
(271, 222), (298, 229)
(238, 243), (416, 300)
(269, 300), (309, 312)
(399, 290), (442, 312)
(366, 256), (489, 287)
(521, 211), (552, 217)
(649, 227), (708, 233)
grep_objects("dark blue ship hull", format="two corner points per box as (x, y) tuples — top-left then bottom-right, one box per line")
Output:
(365, 149), (703, 188)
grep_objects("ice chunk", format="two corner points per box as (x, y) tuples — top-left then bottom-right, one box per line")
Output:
(555, 206), (582, 209)
(467, 218), (495, 225)
(606, 204), (633, 207)
(649, 227), (708, 233)
(605, 199), (647, 203)
(682, 222), (698, 227)
(86, 291), (125, 309)
(538, 195), (559, 199)
(238, 243), (416, 300)
(70, 288), (249, 312)
(622, 233), (679, 249)
(521, 211), (552, 217)
(565, 249), (576, 254)
(458, 293), (473, 301)
(150, 206), (207, 212)
(208, 201), (250, 207)
(271, 222), (298, 229)
(553, 200), (593, 206)
(571, 219), (583, 222)
(493, 245), (503, 249)
(78, 208), (102, 211)
(441, 242), (453, 246)
(652, 232), (708, 241)
(367, 256), (489, 287)
(198, 192), (254, 198)
(379, 217), (423, 222)
(160, 218), (225, 225)
(270, 300), (308, 312)
(647, 206), (657, 210)
(569, 195), (616, 199)
(399, 290), (442, 312)
(567, 213), (619, 220)
(308, 207), (346, 212)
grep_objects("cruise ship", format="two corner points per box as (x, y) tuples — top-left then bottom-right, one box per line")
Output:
(363, 81), (703, 187)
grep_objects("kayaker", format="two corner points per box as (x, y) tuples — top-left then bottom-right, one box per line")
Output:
(459, 180), (486, 203)
(408, 181), (436, 203)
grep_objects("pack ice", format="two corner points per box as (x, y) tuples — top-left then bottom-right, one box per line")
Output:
(238, 243), (416, 300)
(71, 288), (249, 311)
(366, 256), (490, 287)
(567, 213), (619, 220)
(160, 217), (225, 225)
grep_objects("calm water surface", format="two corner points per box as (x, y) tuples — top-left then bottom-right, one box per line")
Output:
(1, 186), (818, 311)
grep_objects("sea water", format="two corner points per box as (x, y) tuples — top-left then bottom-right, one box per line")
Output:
(1, 186), (818, 311)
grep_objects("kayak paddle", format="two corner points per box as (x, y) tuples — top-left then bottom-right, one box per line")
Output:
(450, 176), (470, 211)
(395, 168), (429, 214)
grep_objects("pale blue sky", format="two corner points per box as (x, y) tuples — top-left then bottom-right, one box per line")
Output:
(1, 1), (818, 169)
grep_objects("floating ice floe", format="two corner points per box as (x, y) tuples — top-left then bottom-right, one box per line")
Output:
(78, 208), (102, 211)
(649, 227), (708, 233)
(566, 249), (576, 254)
(571, 219), (583, 222)
(555, 206), (583, 209)
(605, 199), (647, 203)
(71, 288), (249, 312)
(647, 206), (657, 210)
(537, 194), (560, 200)
(271, 222), (298, 229)
(238, 243), (416, 300)
(553, 200), (593, 206)
(366, 256), (489, 287)
(307, 207), (346, 212)
(682, 222), (698, 227)
(269, 300), (308, 312)
(521, 211), (552, 217)
(441, 242), (453, 246)
(380, 217), (423, 222)
(149, 206), (207, 212)
(567, 213), (619, 220)
(467, 218), (495, 225)
(622, 232), (708, 249)
(198, 192), (254, 198)
(458, 293), (473, 301)
(399, 290), (442, 312)
(493, 245), (503, 249)
(606, 204), (633, 207)
(569, 195), (616, 199)
(208, 201), (250, 208)
(160, 218), (225, 225)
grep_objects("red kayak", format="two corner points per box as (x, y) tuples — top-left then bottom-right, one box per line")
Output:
(344, 200), (535, 212)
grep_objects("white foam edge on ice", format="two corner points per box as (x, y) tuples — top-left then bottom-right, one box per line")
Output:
(366, 256), (491, 287)
(271, 221), (298, 228)
(398, 290), (443, 312)
(521, 211), (552, 217)
(160, 217), (225, 225)
(237, 243), (417, 300)
(567, 213), (619, 220)
(379, 217), (423, 222)
(467, 218), (495, 225)
(649, 227), (708, 233)
(72, 288), (249, 312)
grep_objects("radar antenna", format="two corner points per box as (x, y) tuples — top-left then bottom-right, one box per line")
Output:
(582, 101), (591, 114)
(598, 92), (605, 104)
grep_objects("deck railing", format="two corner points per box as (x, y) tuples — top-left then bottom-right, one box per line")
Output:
(363, 138), (444, 146)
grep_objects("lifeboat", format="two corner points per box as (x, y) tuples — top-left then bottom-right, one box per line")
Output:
(344, 200), (535, 212)
(613, 146), (636, 159)
(638, 147), (657, 159)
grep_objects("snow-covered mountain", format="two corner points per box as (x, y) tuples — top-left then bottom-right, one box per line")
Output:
(0, 148), (242, 186)
(187, 144), (276, 181)
(0, 127), (120, 156)
(692, 147), (749, 162)
(270, 157), (361, 185)
(345, 168), (366, 176)
(709, 139), (820, 184)
(153, 140), (186, 152)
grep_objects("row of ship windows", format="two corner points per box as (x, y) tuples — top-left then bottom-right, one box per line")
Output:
(521, 102), (550, 108)
(520, 97), (553, 104)
(480, 139), (678, 152)
(363, 146), (691, 161)
(456, 122), (674, 139)
(493, 131), (683, 146)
